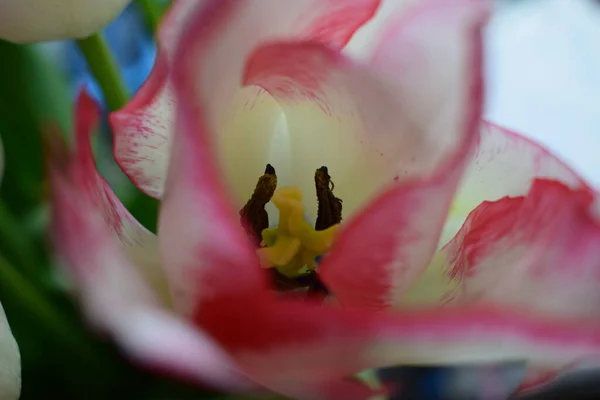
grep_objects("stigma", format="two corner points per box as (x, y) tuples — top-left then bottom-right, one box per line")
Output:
(258, 186), (339, 277)
(240, 164), (343, 292)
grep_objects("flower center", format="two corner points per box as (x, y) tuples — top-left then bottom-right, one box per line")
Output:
(240, 165), (343, 293)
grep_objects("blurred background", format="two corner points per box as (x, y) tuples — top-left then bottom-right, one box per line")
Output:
(0, 0), (599, 398)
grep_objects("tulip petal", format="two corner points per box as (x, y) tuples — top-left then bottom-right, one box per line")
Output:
(110, 0), (198, 198)
(198, 296), (600, 400)
(0, 304), (20, 400)
(318, 0), (489, 309)
(157, 95), (270, 316)
(0, 0), (130, 43)
(402, 123), (589, 305)
(399, 124), (600, 389)
(439, 179), (600, 389)
(197, 297), (387, 399)
(110, 0), (381, 199)
(71, 90), (170, 303)
(516, 366), (565, 394)
(443, 178), (600, 316)
(439, 122), (587, 247)
(49, 104), (254, 392)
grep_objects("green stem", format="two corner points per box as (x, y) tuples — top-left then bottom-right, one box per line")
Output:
(136, 0), (163, 36)
(76, 33), (129, 112)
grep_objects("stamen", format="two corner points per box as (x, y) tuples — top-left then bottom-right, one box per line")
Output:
(239, 165), (342, 295)
(239, 164), (277, 245)
(310, 166), (344, 296)
(315, 166), (343, 231)
(257, 186), (339, 279)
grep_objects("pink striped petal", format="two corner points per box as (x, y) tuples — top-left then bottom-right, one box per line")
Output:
(156, 0), (199, 55)
(198, 296), (600, 399)
(516, 365), (565, 394)
(399, 124), (600, 388)
(157, 95), (270, 316)
(109, 0), (198, 198)
(439, 178), (600, 389)
(445, 177), (600, 318)
(110, 0), (381, 199)
(402, 123), (591, 305)
(319, 0), (489, 309)
(197, 297), (389, 399)
(414, 123), (594, 307)
(439, 122), (587, 245)
(49, 95), (255, 392)
(71, 90), (169, 302)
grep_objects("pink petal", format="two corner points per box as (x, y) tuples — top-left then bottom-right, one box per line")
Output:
(157, 95), (270, 316)
(438, 124), (598, 318)
(439, 122), (587, 245)
(71, 90), (169, 302)
(516, 365), (564, 394)
(49, 92), (255, 392)
(110, 0), (381, 199)
(403, 124), (600, 388)
(197, 297), (387, 399)
(109, 55), (172, 199)
(109, 0), (199, 198)
(198, 296), (600, 399)
(515, 360), (598, 394)
(318, 0), (490, 309)
(402, 122), (592, 305)
(437, 161), (600, 387)
(445, 178), (600, 317)
(156, 0), (199, 55)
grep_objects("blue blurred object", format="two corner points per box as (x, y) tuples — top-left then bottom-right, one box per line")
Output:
(378, 364), (525, 400)
(64, 3), (157, 106)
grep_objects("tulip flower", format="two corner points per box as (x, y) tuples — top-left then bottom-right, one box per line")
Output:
(51, 0), (600, 398)
(0, 0), (131, 43)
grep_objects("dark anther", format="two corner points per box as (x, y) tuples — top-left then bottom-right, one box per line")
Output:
(264, 163), (275, 175)
(315, 166), (343, 231)
(240, 164), (277, 245)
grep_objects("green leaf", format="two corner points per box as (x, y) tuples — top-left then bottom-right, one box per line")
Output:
(0, 40), (71, 215)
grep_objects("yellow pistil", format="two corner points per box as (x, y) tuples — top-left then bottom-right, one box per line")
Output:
(257, 186), (340, 278)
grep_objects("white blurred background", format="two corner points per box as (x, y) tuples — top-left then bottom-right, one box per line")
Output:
(487, 0), (600, 186)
